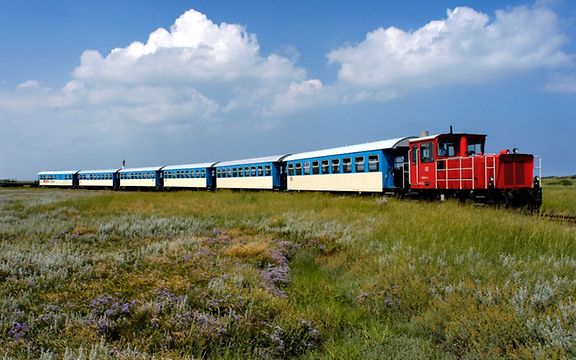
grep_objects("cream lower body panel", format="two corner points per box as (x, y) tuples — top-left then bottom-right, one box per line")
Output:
(79, 180), (113, 187)
(217, 177), (273, 190)
(120, 179), (156, 187)
(287, 172), (383, 192)
(164, 178), (207, 188)
(39, 180), (72, 187)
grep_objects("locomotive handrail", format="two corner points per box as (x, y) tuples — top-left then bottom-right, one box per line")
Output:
(435, 155), (499, 190)
(534, 156), (542, 186)
(435, 157), (473, 189)
(485, 155), (496, 189)
(408, 148), (412, 186)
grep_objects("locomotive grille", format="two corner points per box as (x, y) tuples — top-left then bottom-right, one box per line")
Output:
(504, 162), (514, 186)
(503, 161), (525, 186)
(515, 162), (525, 184)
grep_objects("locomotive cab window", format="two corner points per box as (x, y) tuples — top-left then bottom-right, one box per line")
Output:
(467, 140), (484, 156)
(438, 142), (456, 157)
(411, 146), (418, 165)
(420, 142), (434, 163)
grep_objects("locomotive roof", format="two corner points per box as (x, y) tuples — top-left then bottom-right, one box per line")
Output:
(408, 133), (486, 142)
(163, 162), (217, 170)
(78, 168), (121, 174)
(37, 170), (79, 175)
(215, 155), (290, 167)
(119, 166), (164, 173)
(283, 136), (415, 162)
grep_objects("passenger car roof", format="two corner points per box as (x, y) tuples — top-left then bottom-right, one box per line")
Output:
(283, 137), (415, 161)
(215, 155), (289, 167)
(119, 166), (164, 173)
(37, 170), (79, 175)
(162, 162), (217, 170)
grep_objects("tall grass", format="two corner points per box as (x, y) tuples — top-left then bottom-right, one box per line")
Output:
(541, 177), (576, 216)
(0, 188), (574, 358)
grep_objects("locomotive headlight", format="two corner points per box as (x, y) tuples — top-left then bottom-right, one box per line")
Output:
(534, 176), (541, 187)
(489, 176), (494, 188)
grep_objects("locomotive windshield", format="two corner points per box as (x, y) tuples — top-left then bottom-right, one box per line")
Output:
(467, 139), (484, 155)
(438, 142), (456, 157)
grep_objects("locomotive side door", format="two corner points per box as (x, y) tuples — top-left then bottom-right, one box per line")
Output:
(409, 141), (436, 188)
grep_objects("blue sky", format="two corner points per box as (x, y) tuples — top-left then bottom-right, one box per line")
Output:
(1, 0), (575, 179)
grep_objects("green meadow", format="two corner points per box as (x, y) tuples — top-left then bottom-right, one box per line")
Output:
(1, 185), (575, 359)
(541, 177), (576, 217)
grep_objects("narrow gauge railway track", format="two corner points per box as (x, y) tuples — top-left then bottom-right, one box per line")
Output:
(539, 213), (576, 225)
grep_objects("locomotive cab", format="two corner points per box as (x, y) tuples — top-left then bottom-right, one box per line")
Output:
(408, 132), (488, 189)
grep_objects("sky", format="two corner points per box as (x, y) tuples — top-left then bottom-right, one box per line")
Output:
(1, 0), (575, 179)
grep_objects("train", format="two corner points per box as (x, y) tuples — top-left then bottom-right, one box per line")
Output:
(38, 129), (543, 208)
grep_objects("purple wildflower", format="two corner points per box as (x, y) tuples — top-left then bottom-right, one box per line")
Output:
(8, 322), (29, 340)
(260, 240), (295, 297)
(153, 289), (186, 314)
(269, 325), (285, 353)
(193, 311), (227, 336)
(38, 304), (67, 329)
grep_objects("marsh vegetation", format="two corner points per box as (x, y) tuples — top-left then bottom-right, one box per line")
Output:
(0, 187), (575, 359)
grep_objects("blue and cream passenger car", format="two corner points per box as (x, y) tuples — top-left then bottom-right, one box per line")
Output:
(38, 170), (79, 187)
(162, 162), (217, 189)
(78, 169), (120, 189)
(214, 155), (288, 190)
(119, 166), (164, 188)
(283, 137), (414, 193)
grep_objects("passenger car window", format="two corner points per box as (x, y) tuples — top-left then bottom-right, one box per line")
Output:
(312, 161), (319, 175)
(321, 160), (329, 174)
(343, 158), (352, 173)
(368, 155), (379, 172)
(332, 159), (340, 174)
(304, 162), (311, 175)
(355, 156), (365, 172)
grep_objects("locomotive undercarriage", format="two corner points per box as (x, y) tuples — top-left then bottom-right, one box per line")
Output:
(397, 185), (542, 209)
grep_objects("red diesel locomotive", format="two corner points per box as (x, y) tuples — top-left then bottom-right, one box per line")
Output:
(405, 130), (541, 207)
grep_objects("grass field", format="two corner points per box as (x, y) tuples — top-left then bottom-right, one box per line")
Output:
(541, 177), (576, 217)
(1, 186), (575, 359)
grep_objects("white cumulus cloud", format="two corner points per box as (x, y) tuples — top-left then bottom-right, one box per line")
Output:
(328, 5), (571, 94)
(73, 9), (305, 86)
